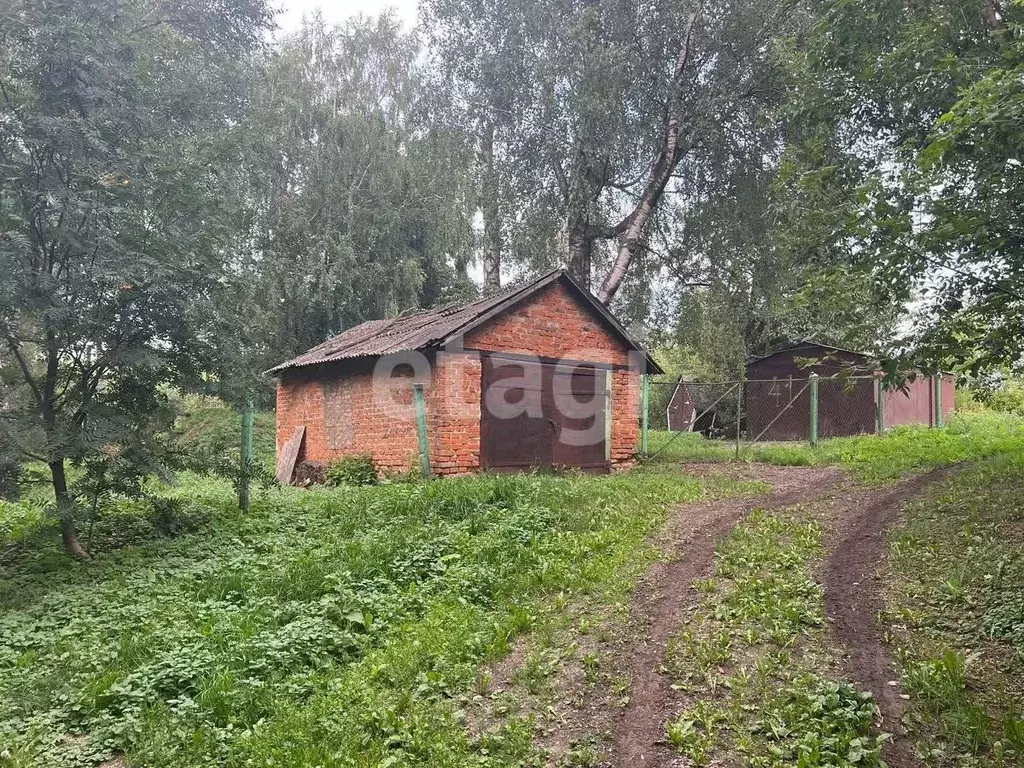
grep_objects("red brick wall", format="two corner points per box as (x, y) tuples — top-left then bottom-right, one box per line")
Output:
(610, 368), (640, 465)
(276, 360), (423, 474)
(275, 279), (645, 477)
(275, 370), (323, 466)
(464, 282), (631, 366)
(428, 352), (482, 473)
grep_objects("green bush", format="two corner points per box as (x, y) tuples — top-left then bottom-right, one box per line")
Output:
(326, 453), (378, 486)
(986, 380), (1024, 416)
(954, 387), (986, 414)
(382, 465), (426, 484)
(170, 393), (276, 474)
(0, 498), (48, 547)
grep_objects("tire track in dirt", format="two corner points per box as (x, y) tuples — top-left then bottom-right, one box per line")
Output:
(822, 468), (952, 768)
(543, 463), (847, 767)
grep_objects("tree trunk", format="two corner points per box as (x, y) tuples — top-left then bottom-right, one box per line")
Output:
(568, 225), (593, 289)
(595, 5), (703, 306)
(480, 121), (502, 293)
(598, 202), (654, 305)
(982, 0), (1004, 30)
(37, 327), (87, 559)
(49, 459), (89, 560)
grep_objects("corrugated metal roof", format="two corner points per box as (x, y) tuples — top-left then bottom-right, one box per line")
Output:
(267, 269), (663, 375)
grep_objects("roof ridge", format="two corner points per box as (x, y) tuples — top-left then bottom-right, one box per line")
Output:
(265, 267), (663, 375)
(747, 339), (874, 365)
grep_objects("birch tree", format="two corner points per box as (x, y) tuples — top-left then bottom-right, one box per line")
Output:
(426, 0), (795, 303)
(217, 14), (478, 384)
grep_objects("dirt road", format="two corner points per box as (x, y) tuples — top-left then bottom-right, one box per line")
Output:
(543, 463), (949, 767)
(539, 463), (845, 766)
(822, 468), (951, 768)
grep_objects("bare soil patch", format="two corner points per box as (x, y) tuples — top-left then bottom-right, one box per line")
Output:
(541, 462), (847, 766)
(821, 468), (952, 768)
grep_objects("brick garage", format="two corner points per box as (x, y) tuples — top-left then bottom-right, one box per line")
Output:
(269, 270), (661, 479)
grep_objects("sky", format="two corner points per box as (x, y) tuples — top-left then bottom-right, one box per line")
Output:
(274, 0), (419, 33)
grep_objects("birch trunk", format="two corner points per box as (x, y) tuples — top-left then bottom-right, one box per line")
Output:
(480, 121), (502, 293)
(595, 5), (703, 305)
(568, 223), (593, 289)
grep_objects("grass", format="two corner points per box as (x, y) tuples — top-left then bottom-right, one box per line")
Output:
(648, 411), (1024, 481)
(171, 394), (277, 473)
(885, 455), (1024, 766)
(0, 461), (757, 767)
(663, 508), (887, 767)
(0, 394), (277, 552)
(5, 397), (1023, 766)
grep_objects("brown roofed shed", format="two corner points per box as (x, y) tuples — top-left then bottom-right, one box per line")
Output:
(744, 341), (955, 441)
(269, 270), (661, 480)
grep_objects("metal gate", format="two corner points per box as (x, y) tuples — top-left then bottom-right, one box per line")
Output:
(480, 357), (608, 470)
(642, 374), (887, 459)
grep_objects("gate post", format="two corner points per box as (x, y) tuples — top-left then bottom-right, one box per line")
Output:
(934, 375), (944, 428)
(735, 381), (743, 458)
(641, 374), (650, 456)
(605, 370), (613, 464)
(809, 373), (819, 448)
(875, 375), (885, 436)
(413, 384), (431, 476)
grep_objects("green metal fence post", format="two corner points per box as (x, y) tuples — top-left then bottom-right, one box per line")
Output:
(413, 383), (431, 476)
(735, 381), (743, 458)
(239, 393), (254, 512)
(641, 373), (650, 456)
(875, 375), (885, 436)
(934, 375), (944, 428)
(809, 373), (819, 449)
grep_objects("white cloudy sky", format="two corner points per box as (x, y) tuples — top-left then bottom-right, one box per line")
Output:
(274, 0), (419, 32)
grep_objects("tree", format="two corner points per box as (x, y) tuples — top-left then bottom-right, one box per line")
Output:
(213, 14), (478, 392)
(424, 0), (541, 292)
(777, 0), (1024, 373)
(0, 0), (271, 556)
(910, 10), (1024, 372)
(645, 161), (899, 379)
(425, 0), (796, 304)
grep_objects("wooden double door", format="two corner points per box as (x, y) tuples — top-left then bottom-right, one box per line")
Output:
(480, 356), (608, 470)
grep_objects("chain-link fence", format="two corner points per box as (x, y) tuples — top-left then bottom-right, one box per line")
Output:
(644, 375), (901, 459)
(647, 378), (742, 437)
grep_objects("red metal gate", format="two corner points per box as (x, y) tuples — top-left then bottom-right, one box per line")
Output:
(480, 357), (607, 470)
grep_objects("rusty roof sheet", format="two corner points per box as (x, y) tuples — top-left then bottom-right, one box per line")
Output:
(746, 340), (873, 365)
(267, 269), (663, 375)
